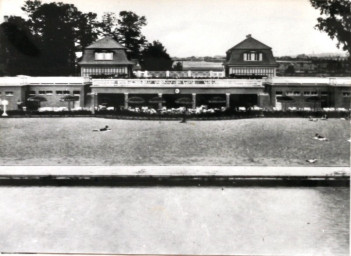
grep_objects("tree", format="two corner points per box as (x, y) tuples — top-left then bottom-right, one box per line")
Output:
(310, 0), (351, 55)
(21, 0), (99, 75)
(141, 41), (173, 71)
(173, 61), (183, 71)
(0, 16), (41, 75)
(117, 11), (147, 60)
(285, 64), (295, 75)
(99, 12), (118, 38)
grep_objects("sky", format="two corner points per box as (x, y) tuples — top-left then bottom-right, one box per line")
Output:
(0, 0), (347, 57)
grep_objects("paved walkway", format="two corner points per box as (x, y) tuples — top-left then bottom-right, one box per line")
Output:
(0, 166), (349, 176)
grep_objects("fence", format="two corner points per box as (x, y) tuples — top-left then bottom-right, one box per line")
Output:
(134, 70), (225, 78)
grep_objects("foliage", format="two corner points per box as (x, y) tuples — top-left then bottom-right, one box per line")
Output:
(310, 0), (351, 55)
(117, 11), (147, 59)
(141, 41), (173, 70)
(173, 61), (183, 71)
(0, 0), (99, 76)
(21, 0), (100, 75)
(99, 12), (118, 38)
(0, 16), (41, 75)
(285, 64), (295, 75)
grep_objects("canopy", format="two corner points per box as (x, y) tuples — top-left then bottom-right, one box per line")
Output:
(149, 96), (166, 104)
(175, 97), (193, 105)
(208, 96), (226, 104)
(27, 95), (47, 102)
(127, 96), (145, 104)
(60, 95), (79, 102)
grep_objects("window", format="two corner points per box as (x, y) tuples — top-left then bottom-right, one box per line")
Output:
(73, 90), (80, 95)
(244, 51), (262, 61)
(29, 91), (36, 95)
(63, 91), (70, 95)
(95, 52), (113, 60)
(311, 91), (318, 95)
(276, 91), (283, 95)
(46, 91), (53, 95)
(5, 91), (13, 96)
(56, 91), (63, 95)
(343, 92), (350, 97)
(286, 91), (294, 96)
(293, 91), (301, 96)
(304, 91), (311, 96)
(39, 91), (46, 95)
(321, 91), (328, 96)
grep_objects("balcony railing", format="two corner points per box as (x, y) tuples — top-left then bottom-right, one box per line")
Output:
(92, 79), (263, 88)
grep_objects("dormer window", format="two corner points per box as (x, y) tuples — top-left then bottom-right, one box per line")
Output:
(95, 52), (113, 60)
(243, 52), (263, 61)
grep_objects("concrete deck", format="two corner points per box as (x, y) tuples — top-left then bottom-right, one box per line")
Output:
(0, 166), (349, 176)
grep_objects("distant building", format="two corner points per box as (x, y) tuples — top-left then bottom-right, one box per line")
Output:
(224, 34), (277, 78)
(277, 60), (316, 75)
(174, 61), (224, 71)
(79, 37), (134, 78)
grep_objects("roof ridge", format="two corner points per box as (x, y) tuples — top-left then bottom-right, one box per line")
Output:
(86, 36), (125, 49)
(227, 36), (272, 52)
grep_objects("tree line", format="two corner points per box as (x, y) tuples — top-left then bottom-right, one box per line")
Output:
(0, 0), (173, 76)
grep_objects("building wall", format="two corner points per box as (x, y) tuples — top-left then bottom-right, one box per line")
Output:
(333, 87), (351, 108)
(28, 84), (87, 108)
(0, 86), (26, 110)
(92, 86), (264, 95)
(266, 84), (337, 109)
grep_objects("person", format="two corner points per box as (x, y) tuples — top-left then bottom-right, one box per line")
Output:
(93, 125), (111, 132)
(321, 114), (328, 120)
(180, 108), (187, 123)
(309, 116), (318, 122)
(314, 133), (328, 141)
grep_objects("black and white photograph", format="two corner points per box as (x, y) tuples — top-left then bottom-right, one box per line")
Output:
(0, 0), (350, 255)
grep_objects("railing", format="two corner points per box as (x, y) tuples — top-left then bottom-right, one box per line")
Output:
(0, 76), (90, 86)
(266, 77), (351, 86)
(92, 79), (263, 88)
(134, 70), (225, 78)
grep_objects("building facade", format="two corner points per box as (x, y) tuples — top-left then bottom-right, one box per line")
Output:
(79, 37), (134, 78)
(224, 35), (277, 78)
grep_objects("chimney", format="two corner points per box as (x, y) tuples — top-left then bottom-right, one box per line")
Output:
(246, 34), (252, 38)
(4, 16), (8, 22)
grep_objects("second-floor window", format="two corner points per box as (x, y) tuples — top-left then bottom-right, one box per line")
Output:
(244, 52), (263, 61)
(95, 52), (113, 60)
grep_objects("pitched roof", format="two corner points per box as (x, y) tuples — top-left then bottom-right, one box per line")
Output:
(79, 49), (134, 65)
(86, 37), (125, 49)
(227, 35), (272, 52)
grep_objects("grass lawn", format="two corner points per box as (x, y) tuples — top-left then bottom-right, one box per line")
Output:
(0, 117), (349, 166)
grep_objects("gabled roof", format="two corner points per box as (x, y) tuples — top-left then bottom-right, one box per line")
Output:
(86, 37), (125, 49)
(227, 35), (272, 53)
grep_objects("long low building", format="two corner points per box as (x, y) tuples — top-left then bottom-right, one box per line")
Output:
(0, 76), (350, 111)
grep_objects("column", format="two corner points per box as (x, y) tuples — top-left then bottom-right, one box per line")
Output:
(166, 71), (170, 78)
(158, 93), (163, 110)
(192, 93), (196, 109)
(124, 92), (129, 109)
(226, 93), (231, 108)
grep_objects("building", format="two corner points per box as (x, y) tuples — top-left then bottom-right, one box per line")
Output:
(0, 35), (350, 112)
(79, 37), (135, 78)
(224, 34), (277, 78)
(0, 76), (89, 110)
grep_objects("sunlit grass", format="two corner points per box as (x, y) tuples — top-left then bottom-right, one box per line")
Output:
(0, 118), (349, 166)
